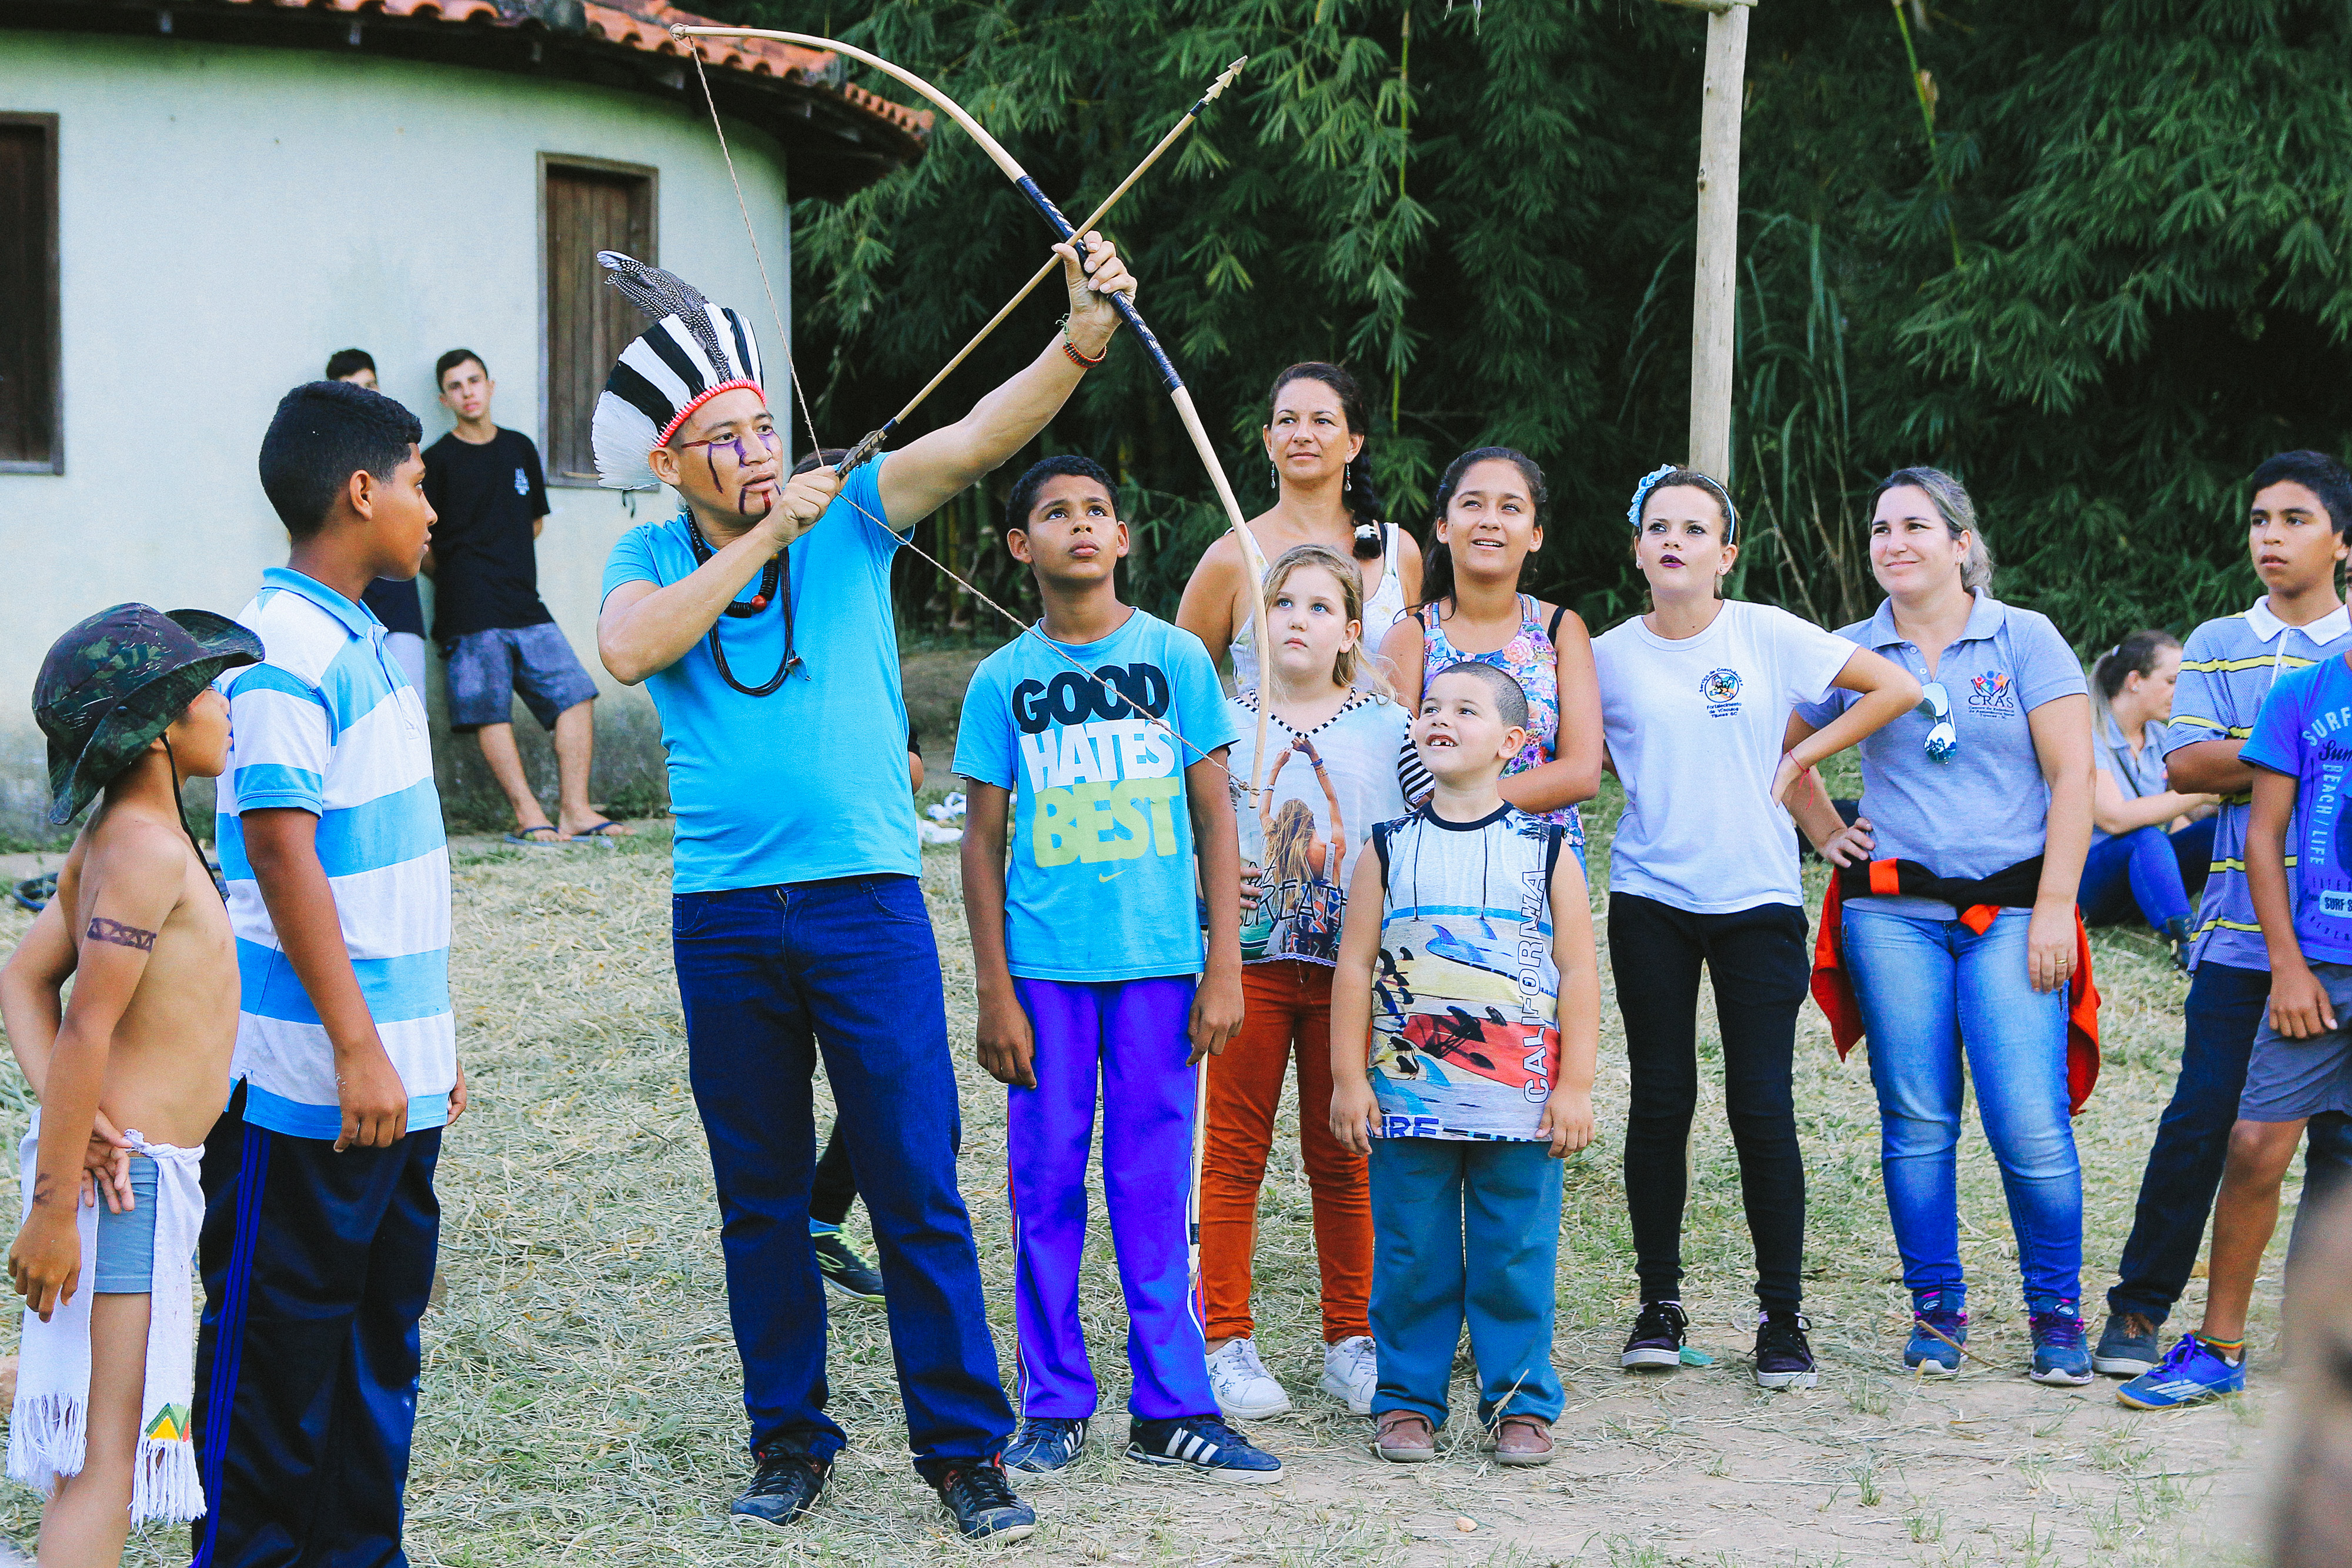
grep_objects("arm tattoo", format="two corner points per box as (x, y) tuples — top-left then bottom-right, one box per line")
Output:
(85, 917), (157, 952)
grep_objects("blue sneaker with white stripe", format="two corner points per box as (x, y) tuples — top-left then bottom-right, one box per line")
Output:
(2115, 1333), (2244, 1410)
(1125, 1415), (1284, 1484)
(1004, 1415), (1087, 1473)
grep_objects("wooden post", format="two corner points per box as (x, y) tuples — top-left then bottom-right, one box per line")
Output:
(1661, 0), (1753, 488)
(1689, 0), (1749, 486)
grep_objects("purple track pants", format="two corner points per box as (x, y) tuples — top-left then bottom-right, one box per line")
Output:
(1008, 975), (1218, 1422)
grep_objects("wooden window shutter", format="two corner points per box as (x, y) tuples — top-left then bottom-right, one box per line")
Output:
(0, 115), (61, 473)
(544, 160), (656, 486)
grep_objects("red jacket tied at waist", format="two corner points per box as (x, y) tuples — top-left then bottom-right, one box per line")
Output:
(1808, 861), (2101, 1115)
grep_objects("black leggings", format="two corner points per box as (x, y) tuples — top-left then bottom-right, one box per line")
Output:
(1608, 894), (1810, 1314)
(810, 1124), (857, 1227)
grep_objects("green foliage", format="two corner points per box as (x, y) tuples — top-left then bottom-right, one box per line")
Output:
(693, 0), (2352, 647)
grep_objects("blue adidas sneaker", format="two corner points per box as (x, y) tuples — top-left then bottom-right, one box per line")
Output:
(2116, 1334), (2244, 1410)
(1004, 1415), (1087, 1473)
(1904, 1293), (1968, 1375)
(2029, 1300), (2093, 1386)
(1126, 1415), (1284, 1484)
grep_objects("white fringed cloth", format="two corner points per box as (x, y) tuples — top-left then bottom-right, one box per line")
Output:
(8, 1114), (206, 1523)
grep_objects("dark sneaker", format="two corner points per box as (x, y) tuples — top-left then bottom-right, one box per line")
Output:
(811, 1231), (886, 1303)
(729, 1447), (827, 1529)
(1004, 1415), (1088, 1473)
(2029, 1301), (2094, 1386)
(1621, 1299), (1689, 1370)
(1755, 1311), (1818, 1390)
(934, 1461), (1037, 1542)
(1903, 1292), (1969, 1375)
(2093, 1310), (2161, 1378)
(1126, 1414), (1284, 1484)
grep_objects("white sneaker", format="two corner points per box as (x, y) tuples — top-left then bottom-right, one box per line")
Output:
(1205, 1338), (1292, 1419)
(1318, 1335), (1377, 1415)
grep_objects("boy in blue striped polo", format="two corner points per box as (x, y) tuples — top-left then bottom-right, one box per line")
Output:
(191, 380), (465, 1567)
(2096, 450), (2352, 1383)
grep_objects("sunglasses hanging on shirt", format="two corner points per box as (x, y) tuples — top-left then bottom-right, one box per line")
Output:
(1918, 680), (1957, 762)
(683, 513), (804, 695)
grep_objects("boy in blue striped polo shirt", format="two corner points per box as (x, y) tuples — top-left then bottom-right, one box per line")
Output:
(192, 380), (465, 1568)
(2096, 450), (2352, 1383)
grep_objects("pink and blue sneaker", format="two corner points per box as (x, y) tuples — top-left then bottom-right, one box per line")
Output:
(2115, 1333), (2245, 1410)
(2028, 1299), (2093, 1386)
(1903, 1291), (1968, 1375)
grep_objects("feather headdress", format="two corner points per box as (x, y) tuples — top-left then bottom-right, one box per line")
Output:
(590, 252), (767, 492)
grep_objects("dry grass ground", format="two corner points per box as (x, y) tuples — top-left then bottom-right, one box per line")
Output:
(0, 780), (2318, 1566)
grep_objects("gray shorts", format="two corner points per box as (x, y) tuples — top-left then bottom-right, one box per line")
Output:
(444, 623), (597, 731)
(92, 1156), (157, 1294)
(2243, 961), (2352, 1122)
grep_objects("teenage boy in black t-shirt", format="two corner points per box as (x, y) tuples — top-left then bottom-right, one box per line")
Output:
(329, 349), (431, 696)
(423, 349), (626, 842)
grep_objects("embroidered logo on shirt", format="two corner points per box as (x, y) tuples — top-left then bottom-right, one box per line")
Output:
(1700, 667), (1743, 717)
(1967, 670), (2016, 713)
(513, 468), (529, 496)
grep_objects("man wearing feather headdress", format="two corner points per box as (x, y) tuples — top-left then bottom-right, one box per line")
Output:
(594, 235), (1135, 1540)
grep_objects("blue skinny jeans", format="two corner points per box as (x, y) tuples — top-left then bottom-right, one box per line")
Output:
(2080, 817), (2214, 934)
(1842, 904), (2082, 1309)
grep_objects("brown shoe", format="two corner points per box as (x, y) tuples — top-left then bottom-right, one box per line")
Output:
(1489, 1415), (1553, 1466)
(1373, 1409), (1436, 1463)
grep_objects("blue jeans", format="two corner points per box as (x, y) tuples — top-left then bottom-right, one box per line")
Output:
(670, 876), (1013, 1480)
(2080, 818), (2214, 932)
(1368, 1138), (1564, 1429)
(2107, 961), (2352, 1325)
(1842, 905), (2082, 1307)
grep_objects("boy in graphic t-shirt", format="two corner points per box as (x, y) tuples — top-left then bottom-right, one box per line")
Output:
(956, 456), (1279, 1483)
(2119, 634), (2352, 1409)
(424, 348), (623, 844)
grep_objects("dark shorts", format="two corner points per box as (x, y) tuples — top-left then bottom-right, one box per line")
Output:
(93, 1156), (158, 1293)
(2242, 961), (2352, 1122)
(443, 623), (597, 731)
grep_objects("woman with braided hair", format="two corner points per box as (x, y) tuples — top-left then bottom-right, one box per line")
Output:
(1177, 363), (1419, 695)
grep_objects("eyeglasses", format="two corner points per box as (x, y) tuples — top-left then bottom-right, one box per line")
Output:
(675, 425), (780, 468)
(1919, 681), (1957, 762)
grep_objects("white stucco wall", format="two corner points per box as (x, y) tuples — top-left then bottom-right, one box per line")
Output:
(0, 29), (797, 834)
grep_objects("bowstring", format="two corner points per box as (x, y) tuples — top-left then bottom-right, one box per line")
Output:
(684, 37), (1252, 794)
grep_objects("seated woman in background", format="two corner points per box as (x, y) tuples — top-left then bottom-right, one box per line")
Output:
(2080, 629), (2219, 964)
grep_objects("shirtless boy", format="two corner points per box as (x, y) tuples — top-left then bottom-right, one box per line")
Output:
(4, 602), (262, 1564)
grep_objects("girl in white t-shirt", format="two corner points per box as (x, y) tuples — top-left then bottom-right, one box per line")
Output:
(1202, 545), (1408, 1423)
(1592, 466), (1916, 1390)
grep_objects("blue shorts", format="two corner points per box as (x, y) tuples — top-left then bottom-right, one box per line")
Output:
(92, 1156), (157, 1294)
(444, 623), (598, 731)
(2242, 961), (2352, 1122)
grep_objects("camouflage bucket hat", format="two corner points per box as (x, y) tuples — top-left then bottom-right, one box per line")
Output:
(35, 604), (264, 825)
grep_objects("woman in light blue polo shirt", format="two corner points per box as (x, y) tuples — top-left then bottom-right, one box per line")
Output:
(2079, 630), (2219, 963)
(1788, 466), (2097, 1386)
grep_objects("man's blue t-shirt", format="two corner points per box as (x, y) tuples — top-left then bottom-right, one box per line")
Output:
(954, 610), (1237, 982)
(2240, 652), (2352, 966)
(600, 460), (916, 893)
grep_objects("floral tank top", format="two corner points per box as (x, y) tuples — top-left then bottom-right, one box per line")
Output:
(1408, 595), (1586, 861)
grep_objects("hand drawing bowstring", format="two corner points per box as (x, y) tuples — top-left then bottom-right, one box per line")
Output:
(679, 32), (1278, 803)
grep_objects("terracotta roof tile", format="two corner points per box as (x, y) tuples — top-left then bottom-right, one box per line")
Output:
(203, 0), (932, 142)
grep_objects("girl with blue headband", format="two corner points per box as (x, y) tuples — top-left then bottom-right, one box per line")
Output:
(1595, 464), (1917, 1393)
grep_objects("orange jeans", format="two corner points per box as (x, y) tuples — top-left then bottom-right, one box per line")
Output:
(1201, 960), (1373, 1343)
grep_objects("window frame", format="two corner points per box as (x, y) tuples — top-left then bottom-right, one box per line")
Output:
(538, 152), (659, 490)
(0, 112), (62, 476)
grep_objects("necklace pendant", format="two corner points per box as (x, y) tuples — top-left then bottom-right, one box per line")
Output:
(749, 596), (769, 611)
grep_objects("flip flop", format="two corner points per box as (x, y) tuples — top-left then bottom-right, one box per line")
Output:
(503, 825), (570, 847)
(570, 820), (629, 841)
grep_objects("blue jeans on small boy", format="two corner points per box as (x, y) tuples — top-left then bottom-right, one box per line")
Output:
(1007, 975), (1217, 1422)
(2080, 817), (2214, 932)
(669, 876), (1013, 1481)
(1842, 905), (2082, 1309)
(2107, 961), (2352, 1326)
(1368, 1138), (1563, 1429)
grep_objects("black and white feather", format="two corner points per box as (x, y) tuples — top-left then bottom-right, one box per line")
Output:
(590, 250), (767, 491)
